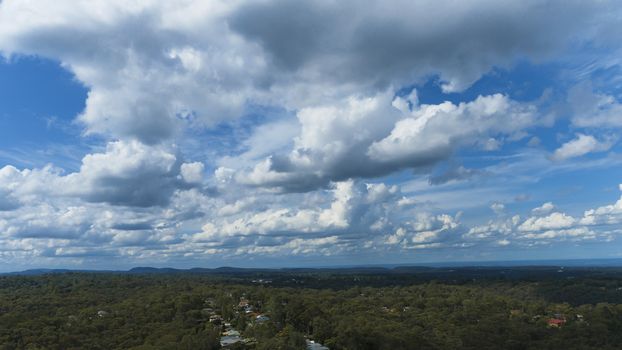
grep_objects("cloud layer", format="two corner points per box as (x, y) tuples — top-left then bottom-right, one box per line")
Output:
(0, 0), (616, 144)
(0, 0), (621, 269)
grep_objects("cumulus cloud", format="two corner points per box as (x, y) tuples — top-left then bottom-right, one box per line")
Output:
(69, 140), (184, 206)
(237, 92), (538, 192)
(218, 197), (257, 217)
(532, 202), (556, 215)
(0, 1), (621, 267)
(193, 180), (399, 241)
(385, 213), (460, 249)
(580, 184), (622, 225)
(222, 235), (343, 257)
(0, 140), (197, 207)
(369, 94), (536, 161)
(465, 215), (520, 240)
(466, 187), (622, 245)
(551, 134), (614, 161)
(0, 1), (259, 143)
(180, 162), (205, 184)
(518, 212), (576, 232)
(236, 92), (402, 191)
(466, 211), (592, 244)
(0, 0), (617, 145)
(0, 167), (22, 211)
(1, 204), (94, 239)
(519, 227), (598, 241)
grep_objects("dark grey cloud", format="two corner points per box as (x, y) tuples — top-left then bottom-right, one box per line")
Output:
(2, 0), (614, 146)
(429, 164), (482, 185)
(14, 225), (89, 239)
(81, 167), (183, 207)
(230, 1), (341, 71)
(231, 0), (608, 91)
(111, 222), (153, 231)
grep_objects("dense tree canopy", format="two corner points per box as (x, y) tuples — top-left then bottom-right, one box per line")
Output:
(1, 268), (622, 349)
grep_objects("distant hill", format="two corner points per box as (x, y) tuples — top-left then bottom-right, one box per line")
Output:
(5, 258), (622, 276)
(2, 268), (103, 276)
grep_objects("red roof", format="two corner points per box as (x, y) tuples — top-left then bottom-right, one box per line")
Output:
(547, 318), (566, 326)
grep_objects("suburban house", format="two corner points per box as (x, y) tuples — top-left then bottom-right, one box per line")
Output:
(547, 318), (566, 328)
(255, 314), (270, 323)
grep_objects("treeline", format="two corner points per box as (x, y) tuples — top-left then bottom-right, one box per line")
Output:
(0, 270), (622, 349)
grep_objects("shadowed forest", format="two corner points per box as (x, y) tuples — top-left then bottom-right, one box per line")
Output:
(2, 266), (622, 349)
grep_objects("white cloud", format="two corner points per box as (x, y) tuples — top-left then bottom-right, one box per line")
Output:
(218, 197), (257, 217)
(490, 202), (505, 215)
(232, 236), (342, 257)
(0, 1), (621, 267)
(0, 0), (616, 145)
(368, 94), (536, 164)
(551, 134), (614, 161)
(237, 92), (538, 192)
(235, 92), (402, 191)
(465, 215), (520, 240)
(1, 203), (94, 239)
(462, 187), (622, 245)
(180, 162), (205, 184)
(0, 0), (260, 143)
(518, 212), (576, 232)
(194, 180), (399, 241)
(532, 202), (556, 215)
(580, 184), (622, 225)
(66, 140), (183, 207)
(0, 166), (22, 211)
(385, 213), (460, 248)
(0, 140), (195, 207)
(497, 239), (511, 246)
(519, 227), (597, 241)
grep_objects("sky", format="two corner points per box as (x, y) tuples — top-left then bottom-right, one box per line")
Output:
(0, 1), (622, 271)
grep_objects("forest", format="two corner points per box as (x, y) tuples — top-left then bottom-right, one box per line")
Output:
(1, 266), (622, 349)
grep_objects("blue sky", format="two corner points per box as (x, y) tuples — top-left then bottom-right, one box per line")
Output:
(0, 57), (89, 168)
(1, 1), (622, 271)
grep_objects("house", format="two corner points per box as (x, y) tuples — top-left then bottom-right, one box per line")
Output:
(238, 298), (249, 308)
(255, 314), (270, 323)
(547, 318), (566, 328)
(209, 314), (223, 324)
(251, 279), (272, 284)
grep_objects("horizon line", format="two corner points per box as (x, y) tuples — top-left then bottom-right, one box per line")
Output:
(5, 257), (622, 275)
